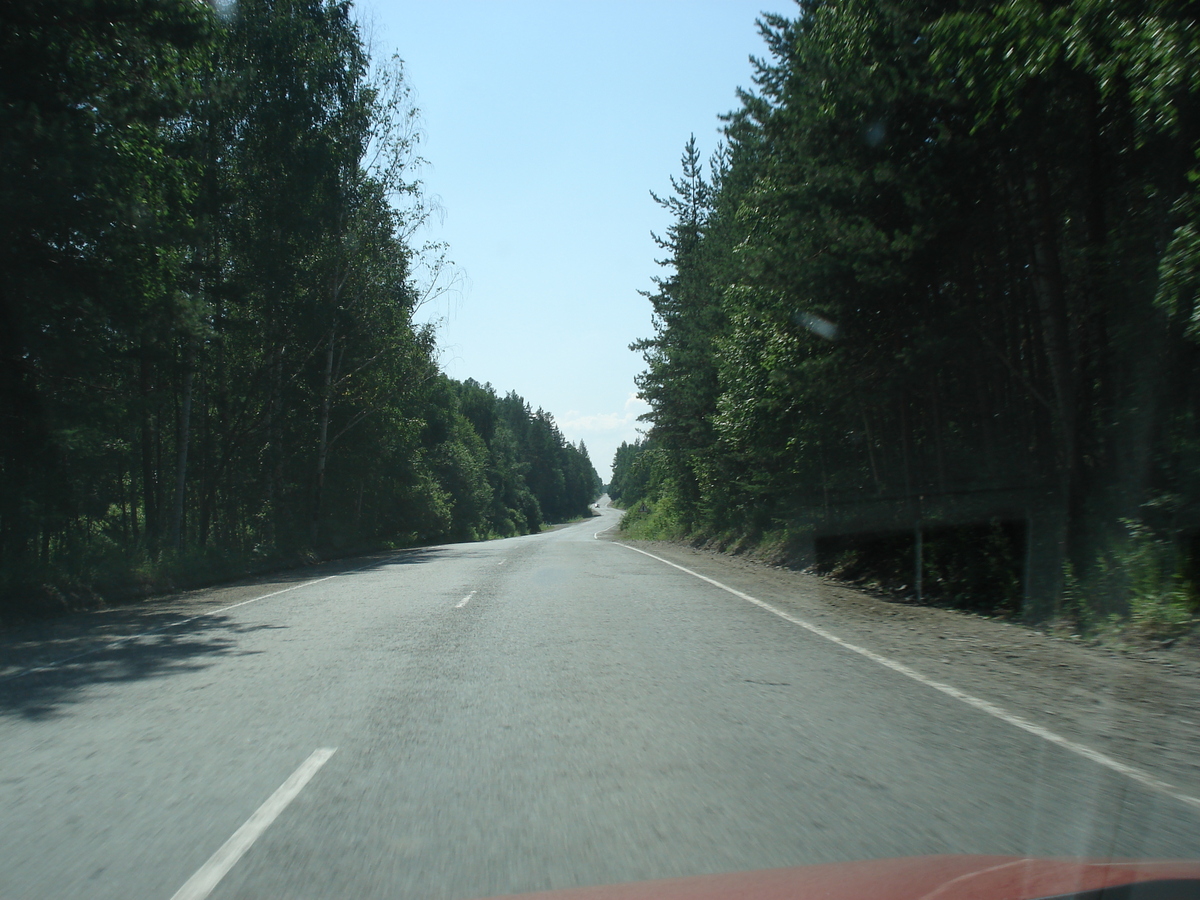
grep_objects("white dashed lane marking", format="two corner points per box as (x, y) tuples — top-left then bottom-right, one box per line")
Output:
(169, 748), (337, 900)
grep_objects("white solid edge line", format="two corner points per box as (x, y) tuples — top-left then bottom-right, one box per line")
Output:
(456, 590), (477, 608)
(170, 747), (337, 900)
(593, 519), (620, 539)
(614, 541), (1200, 814)
(6, 556), (390, 681)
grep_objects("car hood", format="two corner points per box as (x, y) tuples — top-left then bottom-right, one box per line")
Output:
(472, 856), (1200, 900)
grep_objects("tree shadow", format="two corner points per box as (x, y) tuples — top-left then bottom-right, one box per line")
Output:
(0, 616), (274, 720)
(0, 546), (449, 720)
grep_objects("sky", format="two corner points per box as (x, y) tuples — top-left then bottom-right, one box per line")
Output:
(355, 1), (782, 481)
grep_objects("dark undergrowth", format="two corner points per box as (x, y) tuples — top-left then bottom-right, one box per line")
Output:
(622, 497), (1026, 618)
(0, 516), (582, 628)
(0, 541), (392, 628)
(814, 521), (1026, 618)
(620, 491), (1200, 650)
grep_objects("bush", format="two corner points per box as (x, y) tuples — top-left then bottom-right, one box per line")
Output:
(619, 487), (690, 540)
(1114, 520), (1196, 636)
(1064, 520), (1198, 639)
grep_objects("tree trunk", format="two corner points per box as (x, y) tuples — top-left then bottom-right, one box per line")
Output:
(128, 429), (139, 541)
(930, 374), (947, 494)
(197, 368), (212, 548)
(1020, 170), (1075, 616)
(311, 323), (336, 546)
(1027, 170), (1076, 477)
(170, 339), (196, 554)
(140, 344), (159, 550)
(860, 404), (883, 494)
(264, 343), (284, 550)
(0, 288), (42, 567)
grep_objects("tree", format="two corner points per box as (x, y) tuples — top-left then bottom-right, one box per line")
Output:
(630, 0), (1200, 619)
(0, 0), (213, 577)
(0, 0), (598, 620)
(631, 136), (724, 526)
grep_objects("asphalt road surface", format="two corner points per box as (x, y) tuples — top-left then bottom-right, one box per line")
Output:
(2, 504), (1198, 900)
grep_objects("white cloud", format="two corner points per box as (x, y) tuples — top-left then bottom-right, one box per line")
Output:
(557, 394), (651, 482)
(559, 394), (650, 434)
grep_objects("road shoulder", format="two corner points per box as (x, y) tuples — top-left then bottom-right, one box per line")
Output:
(611, 537), (1200, 805)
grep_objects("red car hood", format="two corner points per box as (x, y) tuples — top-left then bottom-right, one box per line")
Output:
(474, 856), (1200, 900)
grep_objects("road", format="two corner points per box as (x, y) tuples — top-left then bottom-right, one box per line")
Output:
(1, 503), (1198, 900)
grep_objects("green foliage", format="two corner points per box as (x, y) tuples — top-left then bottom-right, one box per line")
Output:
(0, 0), (600, 621)
(450, 380), (599, 534)
(1062, 519), (1198, 638)
(608, 439), (657, 508)
(617, 488), (690, 541)
(1099, 520), (1196, 633)
(631, 136), (727, 525)
(630, 0), (1200, 626)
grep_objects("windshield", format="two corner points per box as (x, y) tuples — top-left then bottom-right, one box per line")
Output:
(1, 2), (1197, 899)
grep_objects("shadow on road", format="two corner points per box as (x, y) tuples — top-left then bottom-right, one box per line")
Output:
(0, 546), (448, 720)
(0, 616), (269, 721)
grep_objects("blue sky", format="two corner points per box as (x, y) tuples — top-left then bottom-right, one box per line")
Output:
(356, 1), (782, 480)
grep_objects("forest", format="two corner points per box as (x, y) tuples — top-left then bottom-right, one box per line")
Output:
(613, 0), (1200, 629)
(0, 0), (600, 620)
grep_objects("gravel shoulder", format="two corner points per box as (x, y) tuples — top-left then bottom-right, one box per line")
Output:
(611, 537), (1200, 806)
